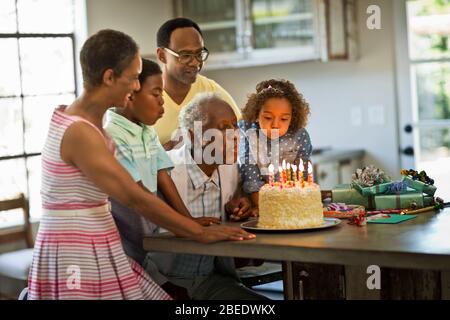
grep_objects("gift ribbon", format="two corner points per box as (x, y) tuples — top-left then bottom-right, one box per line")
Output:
(396, 193), (401, 209)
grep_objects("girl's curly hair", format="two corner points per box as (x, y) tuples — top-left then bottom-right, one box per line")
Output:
(242, 79), (310, 131)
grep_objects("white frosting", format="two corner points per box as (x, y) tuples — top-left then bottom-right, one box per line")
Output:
(258, 183), (324, 229)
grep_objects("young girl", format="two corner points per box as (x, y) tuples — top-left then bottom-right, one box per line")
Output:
(238, 79), (312, 209)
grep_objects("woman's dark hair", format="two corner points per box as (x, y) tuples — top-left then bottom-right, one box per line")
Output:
(137, 59), (162, 91)
(80, 29), (139, 88)
(242, 79), (311, 131)
(157, 18), (203, 48)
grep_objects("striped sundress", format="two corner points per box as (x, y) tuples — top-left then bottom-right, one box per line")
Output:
(27, 106), (171, 300)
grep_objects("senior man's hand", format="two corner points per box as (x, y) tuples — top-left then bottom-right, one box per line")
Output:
(225, 197), (256, 221)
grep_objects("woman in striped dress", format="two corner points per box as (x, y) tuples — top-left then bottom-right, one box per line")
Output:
(27, 29), (254, 300)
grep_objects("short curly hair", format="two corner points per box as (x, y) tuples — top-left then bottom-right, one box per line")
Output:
(242, 79), (310, 131)
(80, 29), (139, 88)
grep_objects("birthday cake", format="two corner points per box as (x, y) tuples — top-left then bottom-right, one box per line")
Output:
(258, 182), (324, 229)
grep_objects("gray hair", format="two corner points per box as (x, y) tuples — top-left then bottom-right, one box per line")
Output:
(179, 92), (225, 131)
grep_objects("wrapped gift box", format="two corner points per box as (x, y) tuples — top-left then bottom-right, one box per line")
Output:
(374, 192), (424, 210)
(402, 176), (437, 196)
(332, 184), (374, 209)
(424, 195), (435, 207)
(352, 181), (394, 196)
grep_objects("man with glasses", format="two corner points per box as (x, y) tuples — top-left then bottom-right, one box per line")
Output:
(154, 18), (241, 150)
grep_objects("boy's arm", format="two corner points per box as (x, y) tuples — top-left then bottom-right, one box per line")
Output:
(157, 170), (220, 226)
(157, 170), (190, 217)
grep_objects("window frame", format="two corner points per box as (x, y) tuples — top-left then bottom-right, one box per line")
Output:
(0, 0), (86, 228)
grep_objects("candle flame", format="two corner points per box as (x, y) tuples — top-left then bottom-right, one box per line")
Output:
(299, 160), (304, 171)
(287, 162), (291, 170)
(278, 166), (283, 173)
(282, 159), (286, 170)
(292, 164), (297, 172)
(268, 163), (274, 174)
(308, 161), (313, 174)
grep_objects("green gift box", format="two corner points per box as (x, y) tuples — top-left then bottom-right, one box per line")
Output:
(424, 195), (435, 206)
(401, 176), (437, 196)
(332, 184), (374, 209)
(374, 192), (424, 210)
(352, 181), (394, 196)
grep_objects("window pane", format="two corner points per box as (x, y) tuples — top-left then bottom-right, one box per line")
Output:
(0, 208), (24, 228)
(203, 28), (237, 53)
(407, 0), (450, 60)
(182, 0), (237, 53)
(418, 127), (450, 161)
(0, 39), (21, 97)
(0, 158), (27, 199)
(417, 128), (450, 201)
(251, 0), (315, 49)
(182, 0), (235, 24)
(20, 37), (75, 95)
(0, 0), (17, 33)
(0, 159), (27, 228)
(17, 0), (74, 33)
(24, 94), (75, 153)
(27, 155), (42, 221)
(0, 98), (24, 157)
(415, 62), (450, 121)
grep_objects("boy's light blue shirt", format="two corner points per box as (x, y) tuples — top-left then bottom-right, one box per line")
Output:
(104, 108), (174, 271)
(104, 108), (173, 193)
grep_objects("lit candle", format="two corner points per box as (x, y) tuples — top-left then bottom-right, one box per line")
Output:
(282, 160), (287, 184)
(299, 160), (304, 186)
(308, 161), (313, 185)
(292, 164), (298, 183)
(286, 162), (291, 183)
(278, 166), (283, 184)
(268, 163), (274, 186)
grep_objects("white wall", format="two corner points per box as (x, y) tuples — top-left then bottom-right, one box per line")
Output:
(86, 0), (172, 55)
(86, 0), (402, 177)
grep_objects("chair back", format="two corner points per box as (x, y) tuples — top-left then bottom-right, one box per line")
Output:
(0, 194), (34, 248)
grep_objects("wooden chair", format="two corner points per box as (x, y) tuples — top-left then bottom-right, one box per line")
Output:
(0, 194), (34, 299)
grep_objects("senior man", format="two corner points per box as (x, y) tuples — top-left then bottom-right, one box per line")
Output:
(145, 92), (265, 300)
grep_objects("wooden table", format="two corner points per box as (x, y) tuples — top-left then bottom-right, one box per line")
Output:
(144, 208), (450, 299)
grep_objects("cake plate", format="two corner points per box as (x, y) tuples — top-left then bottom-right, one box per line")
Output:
(240, 218), (341, 233)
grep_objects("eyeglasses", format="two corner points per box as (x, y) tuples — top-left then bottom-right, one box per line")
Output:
(164, 47), (209, 64)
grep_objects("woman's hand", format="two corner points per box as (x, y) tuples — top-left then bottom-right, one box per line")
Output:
(192, 225), (256, 244)
(193, 216), (221, 226)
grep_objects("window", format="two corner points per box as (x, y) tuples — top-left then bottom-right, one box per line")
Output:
(0, 0), (80, 227)
(174, 0), (357, 69)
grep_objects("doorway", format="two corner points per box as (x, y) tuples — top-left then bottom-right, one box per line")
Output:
(396, 0), (450, 200)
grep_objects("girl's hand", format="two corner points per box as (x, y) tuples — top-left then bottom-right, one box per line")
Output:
(193, 216), (221, 226)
